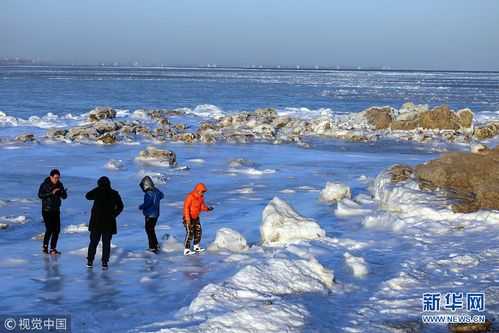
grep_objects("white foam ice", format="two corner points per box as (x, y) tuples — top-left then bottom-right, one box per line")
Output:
(0, 215), (29, 224)
(227, 167), (276, 176)
(208, 228), (249, 252)
(105, 159), (125, 171)
(63, 224), (88, 234)
(184, 104), (225, 119)
(160, 234), (184, 253)
(335, 198), (372, 217)
(276, 107), (334, 120)
(319, 182), (351, 203)
(261, 197), (325, 245)
(151, 254), (333, 333)
(344, 252), (368, 277)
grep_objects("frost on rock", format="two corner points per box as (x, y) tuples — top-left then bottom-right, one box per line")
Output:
(261, 197), (325, 245)
(208, 228), (249, 252)
(319, 182), (351, 203)
(367, 166), (499, 235)
(156, 256), (333, 333)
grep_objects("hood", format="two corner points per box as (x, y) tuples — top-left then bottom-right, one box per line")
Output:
(97, 176), (111, 189)
(193, 183), (207, 194)
(140, 176), (155, 192)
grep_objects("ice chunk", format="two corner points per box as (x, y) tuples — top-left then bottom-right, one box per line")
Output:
(63, 224), (88, 234)
(0, 215), (28, 224)
(319, 182), (351, 203)
(161, 234), (184, 253)
(208, 228), (249, 252)
(335, 198), (372, 217)
(261, 197), (325, 245)
(105, 159), (125, 171)
(344, 252), (368, 277)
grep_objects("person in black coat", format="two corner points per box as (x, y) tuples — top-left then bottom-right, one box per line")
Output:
(85, 176), (124, 269)
(38, 169), (67, 255)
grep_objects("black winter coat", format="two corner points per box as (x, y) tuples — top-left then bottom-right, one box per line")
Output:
(86, 186), (124, 235)
(38, 177), (67, 212)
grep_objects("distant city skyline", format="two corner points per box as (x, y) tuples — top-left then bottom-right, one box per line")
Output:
(2, 0), (499, 71)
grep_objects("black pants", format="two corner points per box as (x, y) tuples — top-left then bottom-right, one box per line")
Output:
(145, 217), (159, 249)
(87, 231), (113, 264)
(42, 210), (60, 250)
(183, 218), (202, 249)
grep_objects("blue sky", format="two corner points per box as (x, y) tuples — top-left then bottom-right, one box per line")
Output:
(2, 0), (499, 70)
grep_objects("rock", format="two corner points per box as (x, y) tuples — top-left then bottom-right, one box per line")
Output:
(473, 122), (499, 140)
(364, 107), (393, 130)
(389, 164), (414, 183)
(0, 223), (8, 230)
(471, 144), (488, 154)
(136, 146), (177, 167)
(97, 133), (117, 144)
(67, 125), (98, 141)
(419, 105), (460, 130)
(174, 132), (198, 143)
(15, 133), (36, 143)
(254, 108), (278, 122)
(448, 320), (492, 333)
(390, 119), (419, 131)
(456, 108), (474, 128)
(93, 120), (121, 133)
(88, 106), (116, 122)
(415, 147), (499, 212)
(46, 128), (68, 139)
(319, 182), (352, 203)
(208, 228), (249, 252)
(261, 197), (325, 245)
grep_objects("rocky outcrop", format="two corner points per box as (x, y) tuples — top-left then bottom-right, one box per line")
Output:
(473, 122), (499, 140)
(15, 133), (36, 143)
(388, 164), (414, 183)
(88, 106), (116, 122)
(136, 146), (177, 167)
(364, 107), (393, 130)
(415, 146), (499, 213)
(390, 105), (472, 131)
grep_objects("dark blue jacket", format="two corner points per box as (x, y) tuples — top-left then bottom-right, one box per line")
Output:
(139, 188), (164, 218)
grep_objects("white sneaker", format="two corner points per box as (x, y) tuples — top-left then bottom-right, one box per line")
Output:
(184, 249), (194, 256)
(193, 245), (205, 253)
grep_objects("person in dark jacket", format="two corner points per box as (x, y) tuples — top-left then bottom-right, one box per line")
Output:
(139, 176), (164, 253)
(85, 176), (124, 270)
(38, 169), (67, 255)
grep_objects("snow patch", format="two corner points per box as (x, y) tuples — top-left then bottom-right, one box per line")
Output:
(344, 252), (368, 277)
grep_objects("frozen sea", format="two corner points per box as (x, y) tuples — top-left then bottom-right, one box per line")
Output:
(0, 66), (499, 332)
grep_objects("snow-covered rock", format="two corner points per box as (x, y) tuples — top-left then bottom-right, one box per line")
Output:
(344, 252), (368, 277)
(319, 182), (351, 203)
(0, 215), (28, 224)
(261, 197), (325, 245)
(208, 228), (249, 252)
(335, 198), (372, 217)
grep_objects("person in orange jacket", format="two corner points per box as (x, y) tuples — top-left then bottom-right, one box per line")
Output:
(183, 183), (213, 255)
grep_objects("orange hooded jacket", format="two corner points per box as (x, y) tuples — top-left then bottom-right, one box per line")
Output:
(183, 183), (209, 222)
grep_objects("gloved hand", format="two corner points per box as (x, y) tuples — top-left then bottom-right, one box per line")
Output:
(208, 207), (214, 211)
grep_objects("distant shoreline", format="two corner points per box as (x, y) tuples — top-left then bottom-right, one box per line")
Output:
(1, 63), (498, 74)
